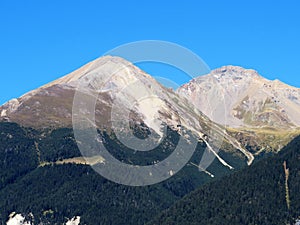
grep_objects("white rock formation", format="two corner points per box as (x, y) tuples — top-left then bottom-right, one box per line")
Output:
(66, 216), (80, 225)
(6, 213), (31, 225)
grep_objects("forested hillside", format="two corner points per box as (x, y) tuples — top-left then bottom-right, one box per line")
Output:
(150, 136), (300, 225)
(0, 122), (245, 224)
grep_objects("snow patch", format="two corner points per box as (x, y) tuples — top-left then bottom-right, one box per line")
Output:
(6, 213), (31, 225)
(1, 109), (7, 117)
(135, 96), (165, 137)
(66, 216), (80, 225)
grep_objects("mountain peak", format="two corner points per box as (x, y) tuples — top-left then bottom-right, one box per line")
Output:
(209, 65), (261, 81)
(0, 55), (205, 137)
(0, 55), (153, 128)
(178, 65), (300, 129)
(42, 55), (137, 88)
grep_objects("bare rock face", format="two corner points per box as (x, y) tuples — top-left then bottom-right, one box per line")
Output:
(1, 99), (20, 117)
(178, 65), (300, 129)
(0, 56), (208, 138)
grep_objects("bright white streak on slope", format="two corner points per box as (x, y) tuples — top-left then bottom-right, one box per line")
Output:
(224, 132), (255, 165)
(190, 162), (215, 178)
(201, 138), (234, 170)
(134, 96), (165, 138)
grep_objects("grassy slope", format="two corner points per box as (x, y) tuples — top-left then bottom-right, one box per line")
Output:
(228, 126), (300, 153)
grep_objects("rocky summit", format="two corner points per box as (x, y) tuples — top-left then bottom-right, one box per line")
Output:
(178, 65), (300, 129)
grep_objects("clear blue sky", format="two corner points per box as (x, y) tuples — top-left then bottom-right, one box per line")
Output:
(0, 1), (299, 105)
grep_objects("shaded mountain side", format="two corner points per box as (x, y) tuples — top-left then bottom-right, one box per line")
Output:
(0, 122), (247, 224)
(0, 164), (178, 225)
(0, 162), (244, 224)
(0, 123), (38, 189)
(149, 136), (300, 225)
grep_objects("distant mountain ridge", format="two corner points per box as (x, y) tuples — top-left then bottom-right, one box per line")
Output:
(178, 65), (300, 129)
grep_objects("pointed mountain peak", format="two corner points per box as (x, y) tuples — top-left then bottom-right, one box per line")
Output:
(0, 55), (155, 128)
(42, 55), (141, 88)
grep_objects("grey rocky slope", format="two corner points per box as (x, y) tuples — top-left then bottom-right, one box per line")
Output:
(178, 66), (300, 152)
(178, 65), (300, 129)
